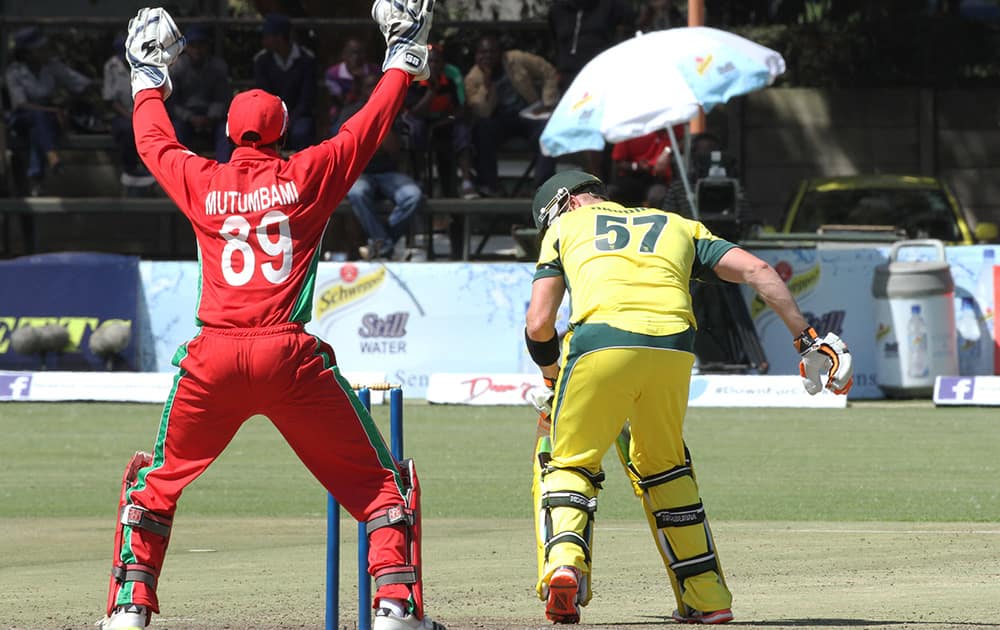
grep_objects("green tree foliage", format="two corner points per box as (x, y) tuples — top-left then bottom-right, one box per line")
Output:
(730, 9), (1000, 87)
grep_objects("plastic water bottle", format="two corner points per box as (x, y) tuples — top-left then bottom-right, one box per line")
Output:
(956, 296), (981, 375)
(707, 151), (727, 177)
(908, 304), (929, 379)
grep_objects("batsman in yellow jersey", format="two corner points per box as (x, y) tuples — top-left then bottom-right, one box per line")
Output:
(524, 171), (853, 625)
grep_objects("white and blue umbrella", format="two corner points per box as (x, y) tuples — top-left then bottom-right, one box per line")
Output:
(540, 26), (786, 217)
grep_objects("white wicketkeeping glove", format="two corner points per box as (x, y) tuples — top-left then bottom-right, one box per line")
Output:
(126, 7), (186, 98)
(794, 328), (854, 396)
(529, 374), (557, 416)
(371, 0), (435, 80)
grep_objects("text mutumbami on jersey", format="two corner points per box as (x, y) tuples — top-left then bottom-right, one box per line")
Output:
(204, 181), (300, 215)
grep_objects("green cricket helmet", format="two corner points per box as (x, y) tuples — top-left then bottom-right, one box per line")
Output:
(531, 170), (606, 230)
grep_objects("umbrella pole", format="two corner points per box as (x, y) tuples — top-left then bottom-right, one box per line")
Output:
(667, 124), (699, 220)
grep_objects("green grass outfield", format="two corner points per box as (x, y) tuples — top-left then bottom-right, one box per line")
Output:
(1, 401), (998, 629)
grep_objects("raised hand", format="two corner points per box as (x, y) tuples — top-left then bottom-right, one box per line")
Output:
(371, 0), (435, 80)
(125, 7), (185, 98)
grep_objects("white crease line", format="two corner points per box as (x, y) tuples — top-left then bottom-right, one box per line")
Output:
(755, 528), (1000, 535)
(601, 526), (1000, 535)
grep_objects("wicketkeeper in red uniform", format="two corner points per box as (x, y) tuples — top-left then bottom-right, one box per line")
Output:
(100, 5), (444, 630)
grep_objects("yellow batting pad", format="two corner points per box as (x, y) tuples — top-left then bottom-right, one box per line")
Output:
(535, 466), (598, 605)
(640, 468), (731, 615)
(532, 434), (550, 597)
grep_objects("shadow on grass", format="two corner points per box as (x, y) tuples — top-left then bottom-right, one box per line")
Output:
(750, 621), (997, 628)
(622, 618), (998, 628)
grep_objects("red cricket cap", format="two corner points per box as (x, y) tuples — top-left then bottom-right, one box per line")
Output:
(226, 89), (288, 147)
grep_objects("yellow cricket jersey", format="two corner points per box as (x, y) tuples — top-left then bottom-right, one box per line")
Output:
(534, 201), (738, 336)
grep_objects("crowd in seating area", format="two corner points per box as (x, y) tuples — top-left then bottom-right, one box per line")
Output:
(3, 1), (717, 260)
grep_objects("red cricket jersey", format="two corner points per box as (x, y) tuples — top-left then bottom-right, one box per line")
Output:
(133, 69), (411, 328)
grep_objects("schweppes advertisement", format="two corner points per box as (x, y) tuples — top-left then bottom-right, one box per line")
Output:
(0, 253), (141, 371)
(304, 262), (536, 397)
(315, 265), (388, 319)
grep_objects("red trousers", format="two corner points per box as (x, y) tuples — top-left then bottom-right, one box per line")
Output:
(112, 323), (411, 612)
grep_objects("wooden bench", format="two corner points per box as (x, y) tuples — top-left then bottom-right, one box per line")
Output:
(62, 132), (117, 151)
(0, 197), (193, 259)
(3, 132), (122, 197)
(0, 196), (534, 262)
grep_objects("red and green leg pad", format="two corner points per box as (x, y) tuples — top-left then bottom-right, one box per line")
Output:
(106, 451), (173, 618)
(366, 458), (426, 619)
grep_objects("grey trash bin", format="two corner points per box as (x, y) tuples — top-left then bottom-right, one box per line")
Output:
(872, 239), (957, 398)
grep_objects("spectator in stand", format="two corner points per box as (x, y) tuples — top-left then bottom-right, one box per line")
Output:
(4, 26), (94, 196)
(636, 0), (681, 32)
(253, 12), (317, 151)
(324, 37), (380, 137)
(403, 43), (476, 199)
(102, 33), (156, 194)
(548, 0), (635, 91)
(464, 34), (560, 198)
(337, 73), (423, 261)
(548, 0), (634, 179)
(607, 125), (683, 209)
(167, 25), (232, 163)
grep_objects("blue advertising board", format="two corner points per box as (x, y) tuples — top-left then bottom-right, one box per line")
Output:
(0, 252), (141, 371)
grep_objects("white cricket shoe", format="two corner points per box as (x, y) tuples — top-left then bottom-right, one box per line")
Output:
(373, 607), (447, 630)
(98, 604), (148, 629)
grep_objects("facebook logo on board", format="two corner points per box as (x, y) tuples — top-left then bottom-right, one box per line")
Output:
(938, 377), (974, 401)
(0, 373), (32, 400)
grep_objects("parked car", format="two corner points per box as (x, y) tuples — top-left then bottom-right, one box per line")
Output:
(777, 174), (997, 245)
